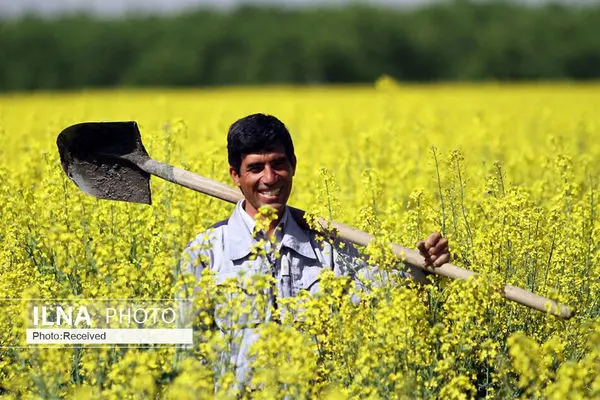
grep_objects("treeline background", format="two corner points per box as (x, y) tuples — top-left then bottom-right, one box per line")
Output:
(1, 1), (600, 91)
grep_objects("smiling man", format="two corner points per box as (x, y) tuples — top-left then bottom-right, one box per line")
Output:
(180, 113), (450, 382)
(183, 112), (450, 293)
(227, 116), (295, 234)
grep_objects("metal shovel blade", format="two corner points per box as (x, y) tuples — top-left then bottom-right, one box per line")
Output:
(56, 121), (152, 204)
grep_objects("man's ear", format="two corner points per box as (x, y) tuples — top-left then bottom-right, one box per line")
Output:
(230, 166), (240, 187)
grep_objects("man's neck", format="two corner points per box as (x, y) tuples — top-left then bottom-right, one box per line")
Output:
(242, 200), (284, 236)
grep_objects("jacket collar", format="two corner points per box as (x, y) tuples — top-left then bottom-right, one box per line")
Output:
(226, 200), (317, 261)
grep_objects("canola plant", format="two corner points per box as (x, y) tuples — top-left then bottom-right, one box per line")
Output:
(0, 83), (599, 398)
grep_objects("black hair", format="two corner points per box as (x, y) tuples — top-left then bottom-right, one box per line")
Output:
(227, 113), (297, 174)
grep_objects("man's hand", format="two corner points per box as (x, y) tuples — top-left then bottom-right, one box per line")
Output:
(417, 232), (450, 267)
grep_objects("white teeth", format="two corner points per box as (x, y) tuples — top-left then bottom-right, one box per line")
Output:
(260, 188), (280, 196)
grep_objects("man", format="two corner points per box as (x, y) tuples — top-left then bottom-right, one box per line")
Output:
(180, 113), (450, 381)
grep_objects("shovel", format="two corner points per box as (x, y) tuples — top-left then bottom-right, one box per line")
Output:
(56, 121), (574, 319)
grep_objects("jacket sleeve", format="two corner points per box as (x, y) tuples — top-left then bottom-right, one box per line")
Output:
(331, 238), (414, 290)
(176, 230), (218, 297)
(175, 229), (219, 328)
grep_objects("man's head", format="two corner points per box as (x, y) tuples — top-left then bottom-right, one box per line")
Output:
(228, 114), (297, 218)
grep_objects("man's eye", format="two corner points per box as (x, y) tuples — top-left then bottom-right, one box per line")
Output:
(272, 160), (287, 169)
(248, 166), (263, 173)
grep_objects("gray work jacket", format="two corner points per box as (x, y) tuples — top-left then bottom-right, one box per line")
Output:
(179, 200), (409, 383)
(181, 200), (368, 300)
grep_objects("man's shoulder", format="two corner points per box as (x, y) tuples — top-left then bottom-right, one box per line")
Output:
(210, 218), (229, 230)
(299, 226), (360, 259)
(284, 208), (359, 256)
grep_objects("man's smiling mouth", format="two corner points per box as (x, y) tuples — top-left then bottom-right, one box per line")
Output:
(259, 188), (281, 197)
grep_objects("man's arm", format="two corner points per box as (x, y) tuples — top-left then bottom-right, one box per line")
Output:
(330, 232), (450, 286)
(176, 231), (217, 299)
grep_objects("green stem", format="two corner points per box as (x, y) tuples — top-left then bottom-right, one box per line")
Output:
(432, 147), (446, 235)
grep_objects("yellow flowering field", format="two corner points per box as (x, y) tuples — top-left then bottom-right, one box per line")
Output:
(0, 83), (599, 399)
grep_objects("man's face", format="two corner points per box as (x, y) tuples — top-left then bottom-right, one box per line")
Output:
(230, 145), (295, 218)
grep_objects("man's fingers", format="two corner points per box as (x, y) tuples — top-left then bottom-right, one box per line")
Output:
(428, 237), (448, 256)
(424, 232), (442, 249)
(433, 253), (450, 267)
(418, 233), (450, 268)
(423, 255), (434, 267)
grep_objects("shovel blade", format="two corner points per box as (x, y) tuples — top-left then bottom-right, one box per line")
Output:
(57, 121), (152, 204)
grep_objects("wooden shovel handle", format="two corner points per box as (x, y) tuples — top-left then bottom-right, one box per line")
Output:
(141, 159), (575, 319)
(142, 159), (242, 202)
(325, 219), (574, 319)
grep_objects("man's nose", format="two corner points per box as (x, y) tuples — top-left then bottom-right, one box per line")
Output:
(262, 165), (277, 184)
